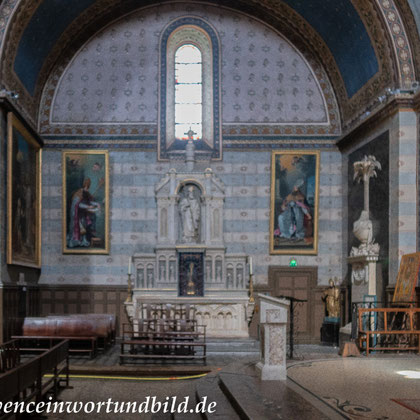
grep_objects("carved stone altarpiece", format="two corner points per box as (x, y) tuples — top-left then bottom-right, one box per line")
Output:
(125, 168), (251, 337)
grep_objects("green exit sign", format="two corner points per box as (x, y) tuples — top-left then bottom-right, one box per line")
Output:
(289, 258), (297, 267)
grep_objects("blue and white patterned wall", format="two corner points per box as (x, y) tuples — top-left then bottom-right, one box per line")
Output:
(40, 150), (343, 286)
(40, 3), (335, 133)
(343, 110), (419, 287)
(38, 3), (344, 287)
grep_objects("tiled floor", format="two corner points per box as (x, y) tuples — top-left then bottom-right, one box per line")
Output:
(288, 354), (420, 419)
(42, 345), (420, 419)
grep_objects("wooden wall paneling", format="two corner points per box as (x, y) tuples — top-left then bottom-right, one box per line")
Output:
(4, 286), (18, 341)
(0, 287), (3, 343)
(38, 285), (129, 337)
(1, 285), (22, 342)
(27, 286), (39, 317)
(2, 283), (131, 342)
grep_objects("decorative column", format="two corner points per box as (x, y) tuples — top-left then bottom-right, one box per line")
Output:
(124, 257), (134, 323)
(256, 294), (289, 381)
(348, 155), (381, 302)
(185, 140), (195, 171)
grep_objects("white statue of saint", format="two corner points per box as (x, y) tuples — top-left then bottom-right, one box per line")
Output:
(179, 185), (200, 243)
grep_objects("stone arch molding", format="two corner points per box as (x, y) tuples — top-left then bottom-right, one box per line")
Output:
(375, 0), (416, 89)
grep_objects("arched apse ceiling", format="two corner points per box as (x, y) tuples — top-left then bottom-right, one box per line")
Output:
(0, 0), (417, 127)
(13, 0), (377, 98)
(38, 4), (340, 142)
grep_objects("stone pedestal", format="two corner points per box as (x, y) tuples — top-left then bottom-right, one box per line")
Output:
(348, 254), (379, 303)
(256, 294), (289, 381)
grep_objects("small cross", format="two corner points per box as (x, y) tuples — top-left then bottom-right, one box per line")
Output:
(185, 127), (197, 140)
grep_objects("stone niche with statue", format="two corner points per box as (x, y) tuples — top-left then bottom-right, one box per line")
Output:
(125, 167), (252, 338)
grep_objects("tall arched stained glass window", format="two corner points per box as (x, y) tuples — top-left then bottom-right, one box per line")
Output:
(174, 44), (202, 140)
(159, 19), (221, 160)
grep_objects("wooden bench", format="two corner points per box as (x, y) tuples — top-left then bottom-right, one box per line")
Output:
(0, 340), (69, 419)
(120, 319), (206, 364)
(13, 317), (99, 358)
(358, 307), (420, 355)
(52, 315), (113, 349)
(69, 314), (117, 346)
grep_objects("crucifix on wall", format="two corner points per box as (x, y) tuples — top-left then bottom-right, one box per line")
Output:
(185, 127), (197, 140)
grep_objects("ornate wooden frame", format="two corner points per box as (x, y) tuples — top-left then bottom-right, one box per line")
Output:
(393, 252), (420, 303)
(270, 150), (320, 255)
(7, 112), (42, 267)
(62, 150), (109, 254)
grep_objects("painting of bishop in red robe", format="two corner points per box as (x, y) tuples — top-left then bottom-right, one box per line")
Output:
(63, 151), (109, 254)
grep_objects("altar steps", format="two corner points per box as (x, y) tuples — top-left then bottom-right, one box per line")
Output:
(206, 338), (260, 356)
(192, 361), (331, 420)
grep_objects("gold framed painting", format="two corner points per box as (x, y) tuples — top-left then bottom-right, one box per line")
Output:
(62, 150), (109, 254)
(270, 150), (320, 255)
(392, 252), (420, 303)
(7, 113), (42, 267)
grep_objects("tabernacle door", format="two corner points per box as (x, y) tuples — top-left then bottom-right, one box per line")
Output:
(178, 252), (204, 297)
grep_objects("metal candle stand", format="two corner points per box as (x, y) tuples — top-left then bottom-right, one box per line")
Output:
(277, 295), (307, 359)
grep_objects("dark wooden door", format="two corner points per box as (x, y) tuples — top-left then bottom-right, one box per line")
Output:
(268, 266), (324, 344)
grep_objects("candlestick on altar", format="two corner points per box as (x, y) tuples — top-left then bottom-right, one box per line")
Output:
(126, 257), (133, 303)
(126, 273), (133, 303)
(247, 256), (254, 302)
(249, 274), (255, 303)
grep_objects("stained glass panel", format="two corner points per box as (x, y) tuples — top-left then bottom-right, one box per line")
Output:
(175, 44), (202, 140)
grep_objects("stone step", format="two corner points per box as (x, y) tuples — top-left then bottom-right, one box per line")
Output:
(219, 374), (281, 420)
(152, 413), (201, 420)
(172, 413), (202, 420)
(218, 371), (330, 420)
(196, 375), (241, 419)
(206, 339), (260, 354)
